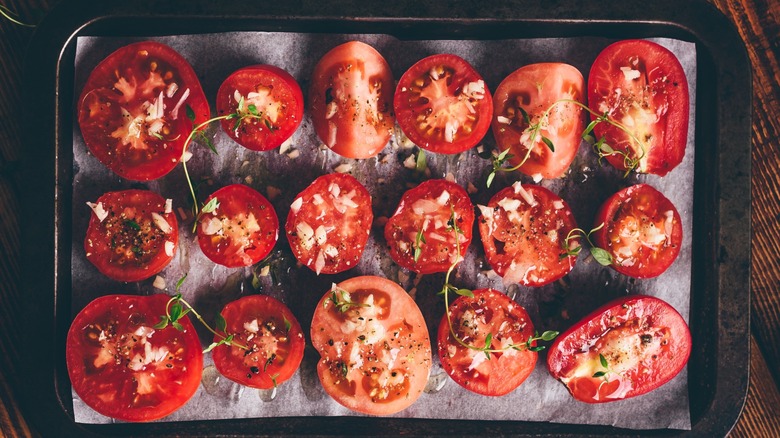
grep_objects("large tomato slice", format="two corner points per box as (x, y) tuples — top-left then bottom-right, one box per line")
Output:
(547, 295), (691, 403)
(492, 63), (585, 179)
(394, 54), (493, 154)
(211, 295), (305, 389)
(78, 41), (210, 181)
(196, 184), (279, 268)
(66, 294), (203, 421)
(592, 184), (683, 278)
(309, 41), (395, 159)
(588, 40), (689, 176)
(216, 65), (304, 151)
(285, 173), (373, 275)
(478, 182), (578, 286)
(84, 189), (178, 282)
(438, 289), (537, 396)
(310, 276), (432, 415)
(384, 179), (475, 274)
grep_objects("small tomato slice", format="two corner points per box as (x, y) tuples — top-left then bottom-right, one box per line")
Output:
(592, 184), (683, 278)
(66, 294), (203, 421)
(196, 184), (279, 268)
(310, 276), (432, 415)
(78, 41), (210, 181)
(438, 289), (537, 396)
(216, 65), (304, 151)
(492, 63), (585, 179)
(547, 295), (691, 403)
(84, 189), (178, 282)
(309, 41), (395, 158)
(478, 182), (578, 286)
(395, 54), (493, 154)
(588, 40), (689, 176)
(285, 173), (373, 275)
(211, 295), (305, 389)
(384, 179), (475, 274)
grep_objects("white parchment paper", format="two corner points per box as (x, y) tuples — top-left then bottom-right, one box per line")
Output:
(70, 32), (696, 430)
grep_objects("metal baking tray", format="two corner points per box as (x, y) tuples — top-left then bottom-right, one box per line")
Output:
(20, 0), (751, 435)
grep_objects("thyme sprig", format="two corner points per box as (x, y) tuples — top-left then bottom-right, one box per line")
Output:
(560, 222), (613, 266)
(325, 285), (370, 313)
(0, 4), (34, 27)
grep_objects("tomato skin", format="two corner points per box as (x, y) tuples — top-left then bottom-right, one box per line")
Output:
(196, 184), (279, 268)
(394, 54), (493, 154)
(285, 173), (373, 275)
(588, 40), (689, 176)
(384, 179), (475, 274)
(66, 294), (203, 421)
(78, 41), (210, 181)
(478, 183), (578, 286)
(217, 65), (304, 151)
(547, 295), (691, 403)
(437, 289), (537, 396)
(592, 184), (683, 278)
(310, 276), (432, 415)
(491, 63), (585, 179)
(84, 189), (178, 282)
(309, 41), (395, 159)
(211, 295), (305, 389)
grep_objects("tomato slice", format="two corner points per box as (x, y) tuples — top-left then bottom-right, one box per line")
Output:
(394, 54), (493, 154)
(547, 295), (691, 403)
(478, 183), (578, 286)
(196, 184), (279, 268)
(211, 295), (305, 389)
(84, 189), (178, 282)
(78, 41), (210, 181)
(384, 179), (475, 274)
(66, 294), (203, 421)
(588, 40), (689, 176)
(309, 41), (395, 159)
(310, 276), (432, 415)
(216, 65), (304, 151)
(438, 289), (537, 396)
(592, 184), (683, 278)
(285, 173), (373, 275)
(492, 63), (585, 179)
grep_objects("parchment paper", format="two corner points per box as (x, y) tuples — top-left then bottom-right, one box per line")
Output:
(70, 32), (696, 430)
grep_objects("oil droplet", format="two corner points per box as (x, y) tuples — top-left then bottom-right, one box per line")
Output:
(201, 365), (244, 401)
(258, 386), (278, 402)
(424, 371), (448, 394)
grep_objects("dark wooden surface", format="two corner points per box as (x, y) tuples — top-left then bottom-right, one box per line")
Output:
(0, 0), (778, 436)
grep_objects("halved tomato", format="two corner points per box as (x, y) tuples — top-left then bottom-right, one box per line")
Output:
(492, 63), (585, 179)
(310, 276), (432, 415)
(196, 184), (279, 268)
(438, 288), (537, 396)
(394, 54), (493, 154)
(84, 189), (178, 282)
(78, 41), (210, 181)
(66, 294), (203, 421)
(547, 295), (691, 403)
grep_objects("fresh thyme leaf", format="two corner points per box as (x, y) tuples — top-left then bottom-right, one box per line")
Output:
(540, 330), (559, 341)
(124, 219), (141, 231)
(154, 316), (169, 330)
(232, 117), (242, 132)
(203, 135), (218, 155)
(590, 247), (613, 266)
(203, 341), (221, 354)
(518, 107), (531, 124)
(176, 275), (187, 292)
(593, 371), (607, 378)
(599, 353), (609, 368)
(215, 314), (227, 333)
(247, 104), (259, 116)
(541, 136), (555, 152)
(236, 95), (245, 112)
(263, 118), (274, 132)
(170, 303), (183, 322)
(340, 362), (348, 378)
(283, 316), (292, 333)
(415, 149), (427, 173)
(171, 321), (184, 331)
(201, 197), (220, 214)
(582, 119), (599, 138)
(497, 148), (511, 162)
(455, 288), (474, 298)
(185, 105), (196, 122)
(413, 228), (426, 263)
(484, 332), (493, 349)
(486, 171), (496, 188)
(151, 132), (164, 140)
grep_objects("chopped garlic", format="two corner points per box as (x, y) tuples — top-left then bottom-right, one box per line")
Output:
(164, 198), (173, 214)
(152, 276), (166, 290)
(152, 212), (172, 234)
(86, 201), (108, 222)
(164, 241), (175, 257)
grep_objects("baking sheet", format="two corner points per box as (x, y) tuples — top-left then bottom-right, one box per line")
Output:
(70, 32), (696, 429)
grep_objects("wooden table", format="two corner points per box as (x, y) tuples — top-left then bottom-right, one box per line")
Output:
(1, 0), (778, 436)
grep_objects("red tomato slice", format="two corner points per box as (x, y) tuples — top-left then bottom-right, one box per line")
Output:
(78, 41), (210, 181)
(84, 189), (178, 282)
(437, 289), (537, 396)
(394, 54), (493, 154)
(310, 276), (432, 415)
(384, 179), (475, 274)
(492, 63), (585, 179)
(66, 294), (203, 421)
(285, 173), (373, 275)
(478, 183), (578, 286)
(196, 184), (279, 268)
(588, 40), (689, 176)
(216, 65), (304, 151)
(547, 295), (691, 403)
(309, 41), (395, 159)
(211, 295), (305, 389)
(592, 184), (683, 279)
